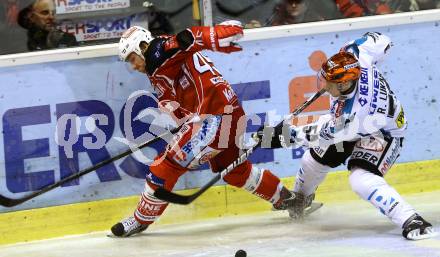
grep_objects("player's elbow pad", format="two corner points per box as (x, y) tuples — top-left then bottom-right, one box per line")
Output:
(176, 29), (194, 50)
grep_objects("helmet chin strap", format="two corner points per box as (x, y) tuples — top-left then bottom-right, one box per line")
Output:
(339, 80), (357, 96)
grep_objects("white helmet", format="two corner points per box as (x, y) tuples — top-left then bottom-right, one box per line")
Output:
(118, 26), (154, 61)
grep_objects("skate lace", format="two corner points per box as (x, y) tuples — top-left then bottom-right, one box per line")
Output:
(122, 217), (141, 230)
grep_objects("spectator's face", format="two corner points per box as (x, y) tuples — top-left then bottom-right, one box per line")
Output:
(285, 1), (306, 17)
(30, 0), (55, 31)
(127, 53), (146, 74)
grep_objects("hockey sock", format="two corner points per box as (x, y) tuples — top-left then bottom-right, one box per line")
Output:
(134, 182), (169, 224)
(349, 168), (416, 227)
(240, 165), (284, 204)
(293, 150), (329, 196)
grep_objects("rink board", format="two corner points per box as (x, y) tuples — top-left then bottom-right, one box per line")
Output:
(1, 159), (439, 245)
(1, 12), (440, 214)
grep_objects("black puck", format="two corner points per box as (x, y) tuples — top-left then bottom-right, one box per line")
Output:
(235, 249), (247, 257)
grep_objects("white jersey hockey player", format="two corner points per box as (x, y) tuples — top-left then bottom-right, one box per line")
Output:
(256, 32), (435, 240)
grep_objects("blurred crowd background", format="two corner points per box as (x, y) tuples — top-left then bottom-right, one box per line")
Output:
(1, 0), (439, 55)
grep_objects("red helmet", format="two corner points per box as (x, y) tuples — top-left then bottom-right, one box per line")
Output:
(320, 52), (361, 83)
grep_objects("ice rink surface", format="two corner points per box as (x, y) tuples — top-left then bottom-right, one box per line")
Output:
(1, 191), (439, 257)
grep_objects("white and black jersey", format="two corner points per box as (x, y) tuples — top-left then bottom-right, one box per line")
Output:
(291, 32), (407, 176)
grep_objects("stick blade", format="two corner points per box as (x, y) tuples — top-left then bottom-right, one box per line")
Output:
(154, 188), (193, 205)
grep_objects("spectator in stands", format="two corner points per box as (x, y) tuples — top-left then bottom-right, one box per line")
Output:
(6, 0), (19, 26)
(270, 0), (342, 26)
(335, 0), (392, 18)
(267, 0), (439, 26)
(146, 6), (174, 36)
(336, 0), (439, 18)
(17, 0), (78, 51)
(245, 20), (262, 29)
(388, 0), (440, 11)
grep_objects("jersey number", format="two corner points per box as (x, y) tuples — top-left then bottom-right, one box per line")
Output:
(193, 53), (219, 75)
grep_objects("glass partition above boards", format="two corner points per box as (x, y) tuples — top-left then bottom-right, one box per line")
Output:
(211, 0), (440, 29)
(1, 0), (439, 55)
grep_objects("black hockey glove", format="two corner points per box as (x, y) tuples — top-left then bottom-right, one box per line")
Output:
(252, 122), (297, 149)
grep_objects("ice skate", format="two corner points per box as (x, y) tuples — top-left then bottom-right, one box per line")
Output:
(111, 216), (149, 237)
(402, 214), (436, 240)
(273, 190), (322, 218)
(287, 193), (321, 220)
(272, 188), (296, 211)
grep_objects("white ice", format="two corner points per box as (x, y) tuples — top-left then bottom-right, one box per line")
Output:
(1, 191), (439, 257)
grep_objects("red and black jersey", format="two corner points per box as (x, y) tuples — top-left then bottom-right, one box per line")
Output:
(144, 28), (240, 125)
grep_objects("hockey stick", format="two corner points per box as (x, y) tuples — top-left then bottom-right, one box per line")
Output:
(216, 0), (269, 17)
(0, 127), (180, 207)
(154, 89), (326, 204)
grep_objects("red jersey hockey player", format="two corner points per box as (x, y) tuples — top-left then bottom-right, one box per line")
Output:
(111, 22), (296, 237)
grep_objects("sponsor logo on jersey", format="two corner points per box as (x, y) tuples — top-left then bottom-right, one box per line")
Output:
(197, 149), (220, 166)
(358, 97), (368, 106)
(313, 146), (325, 156)
(174, 116), (220, 167)
(210, 76), (225, 85)
(164, 37), (179, 50)
(358, 67), (369, 106)
(176, 145), (189, 162)
(209, 27), (216, 51)
(351, 150), (380, 164)
(359, 67), (369, 88)
(395, 107), (405, 128)
(369, 69), (380, 114)
(180, 124), (190, 134)
(355, 137), (385, 152)
(335, 100), (345, 118)
(379, 139), (401, 174)
(179, 75), (190, 90)
(223, 86), (236, 102)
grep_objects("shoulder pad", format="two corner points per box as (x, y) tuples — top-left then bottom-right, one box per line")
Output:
(144, 38), (179, 76)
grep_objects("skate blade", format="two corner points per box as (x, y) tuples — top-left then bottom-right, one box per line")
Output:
(272, 202), (323, 217)
(304, 202), (323, 216)
(406, 227), (438, 240)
